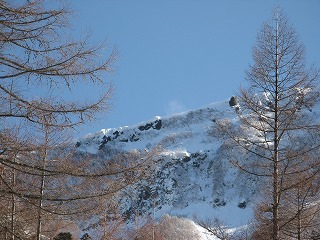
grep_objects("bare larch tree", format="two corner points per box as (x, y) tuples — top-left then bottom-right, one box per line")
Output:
(216, 9), (319, 240)
(0, 1), (156, 239)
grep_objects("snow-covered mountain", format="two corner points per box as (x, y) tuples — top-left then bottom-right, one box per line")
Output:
(75, 99), (261, 238)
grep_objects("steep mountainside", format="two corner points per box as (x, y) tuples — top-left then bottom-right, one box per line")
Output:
(75, 99), (259, 233)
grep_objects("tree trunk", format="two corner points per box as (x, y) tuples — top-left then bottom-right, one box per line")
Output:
(272, 10), (280, 240)
(36, 126), (49, 240)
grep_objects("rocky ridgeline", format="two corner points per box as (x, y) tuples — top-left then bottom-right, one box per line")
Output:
(75, 100), (259, 225)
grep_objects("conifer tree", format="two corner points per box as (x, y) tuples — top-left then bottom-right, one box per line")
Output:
(0, 1), (155, 239)
(217, 9), (319, 239)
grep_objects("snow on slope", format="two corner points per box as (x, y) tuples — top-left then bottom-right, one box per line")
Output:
(75, 100), (258, 237)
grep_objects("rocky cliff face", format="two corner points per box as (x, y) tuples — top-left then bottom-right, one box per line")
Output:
(75, 100), (258, 228)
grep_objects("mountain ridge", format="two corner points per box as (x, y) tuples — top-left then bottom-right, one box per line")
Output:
(75, 98), (257, 234)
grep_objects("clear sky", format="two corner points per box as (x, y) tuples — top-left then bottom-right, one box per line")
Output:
(69, 0), (320, 136)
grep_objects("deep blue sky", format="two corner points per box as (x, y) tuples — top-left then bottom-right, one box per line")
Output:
(69, 0), (320, 136)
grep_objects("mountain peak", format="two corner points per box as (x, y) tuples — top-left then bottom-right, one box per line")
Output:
(75, 98), (256, 234)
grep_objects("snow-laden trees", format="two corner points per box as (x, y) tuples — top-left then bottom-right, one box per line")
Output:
(216, 9), (320, 240)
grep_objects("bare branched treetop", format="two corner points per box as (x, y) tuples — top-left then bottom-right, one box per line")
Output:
(0, 0), (117, 129)
(243, 9), (319, 122)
